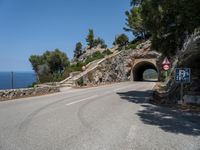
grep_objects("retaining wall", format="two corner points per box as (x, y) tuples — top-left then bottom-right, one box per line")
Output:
(0, 87), (60, 101)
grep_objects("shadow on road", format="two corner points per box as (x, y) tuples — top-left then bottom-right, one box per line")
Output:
(117, 90), (153, 103)
(117, 90), (200, 136)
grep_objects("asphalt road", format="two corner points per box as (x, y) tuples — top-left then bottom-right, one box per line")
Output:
(0, 82), (199, 150)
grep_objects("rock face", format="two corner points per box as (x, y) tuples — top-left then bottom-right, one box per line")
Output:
(0, 87), (60, 101)
(82, 52), (129, 85)
(153, 30), (200, 104)
(77, 40), (160, 86)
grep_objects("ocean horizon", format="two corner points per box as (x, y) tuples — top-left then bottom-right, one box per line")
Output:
(0, 72), (36, 90)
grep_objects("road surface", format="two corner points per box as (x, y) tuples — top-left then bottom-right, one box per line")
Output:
(0, 82), (199, 150)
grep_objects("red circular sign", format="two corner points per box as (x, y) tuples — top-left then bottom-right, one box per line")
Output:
(163, 64), (170, 70)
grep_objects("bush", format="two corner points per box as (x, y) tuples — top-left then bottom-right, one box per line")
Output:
(77, 77), (84, 86)
(38, 72), (67, 83)
(102, 49), (113, 56)
(92, 51), (104, 59)
(113, 34), (129, 47)
(125, 43), (137, 50)
(85, 51), (104, 64)
(63, 61), (86, 77)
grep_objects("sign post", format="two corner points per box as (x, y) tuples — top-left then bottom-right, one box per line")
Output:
(175, 68), (191, 103)
(162, 57), (170, 80)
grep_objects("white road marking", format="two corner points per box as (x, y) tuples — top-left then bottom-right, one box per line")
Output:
(126, 125), (137, 142)
(65, 95), (98, 106)
(113, 84), (138, 92)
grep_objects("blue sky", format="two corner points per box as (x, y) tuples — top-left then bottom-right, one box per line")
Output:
(0, 0), (132, 71)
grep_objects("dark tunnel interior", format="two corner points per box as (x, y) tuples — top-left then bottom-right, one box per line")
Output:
(132, 61), (158, 81)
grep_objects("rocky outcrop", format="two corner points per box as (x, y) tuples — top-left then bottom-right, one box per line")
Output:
(82, 52), (129, 85)
(153, 29), (200, 104)
(0, 87), (60, 101)
(76, 40), (161, 86)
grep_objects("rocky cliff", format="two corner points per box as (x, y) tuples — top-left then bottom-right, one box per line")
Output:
(77, 40), (161, 86)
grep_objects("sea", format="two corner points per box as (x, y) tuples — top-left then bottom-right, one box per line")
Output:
(0, 72), (36, 90)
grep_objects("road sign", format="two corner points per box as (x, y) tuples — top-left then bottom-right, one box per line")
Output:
(175, 68), (191, 83)
(162, 57), (170, 65)
(163, 64), (170, 71)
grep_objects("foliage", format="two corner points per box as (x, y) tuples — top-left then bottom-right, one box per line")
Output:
(66, 61), (86, 73)
(125, 38), (144, 50)
(126, 0), (200, 56)
(102, 49), (113, 55)
(73, 42), (83, 59)
(93, 37), (107, 48)
(29, 49), (70, 83)
(86, 29), (94, 48)
(77, 77), (84, 86)
(125, 43), (137, 50)
(113, 34), (129, 47)
(63, 50), (112, 80)
(85, 51), (104, 64)
(44, 49), (70, 73)
(124, 6), (146, 38)
(86, 29), (107, 49)
(29, 55), (44, 73)
(37, 63), (50, 76)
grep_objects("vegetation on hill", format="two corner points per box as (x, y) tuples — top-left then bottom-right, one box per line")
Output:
(73, 42), (83, 61)
(86, 29), (107, 49)
(125, 0), (200, 56)
(29, 0), (199, 85)
(113, 34), (129, 48)
(30, 48), (113, 83)
(86, 29), (94, 49)
(29, 49), (70, 83)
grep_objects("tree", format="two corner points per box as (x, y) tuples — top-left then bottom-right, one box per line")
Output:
(86, 29), (94, 48)
(126, 0), (200, 55)
(29, 55), (43, 82)
(37, 63), (50, 76)
(29, 49), (70, 81)
(113, 34), (129, 47)
(124, 6), (146, 38)
(142, 0), (200, 55)
(45, 49), (70, 74)
(74, 42), (82, 59)
(93, 37), (107, 48)
(29, 55), (43, 73)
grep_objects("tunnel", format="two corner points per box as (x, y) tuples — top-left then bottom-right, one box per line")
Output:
(132, 61), (158, 81)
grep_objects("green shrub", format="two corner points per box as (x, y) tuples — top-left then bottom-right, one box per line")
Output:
(85, 51), (104, 64)
(38, 72), (68, 83)
(102, 49), (113, 56)
(77, 77), (84, 86)
(92, 51), (104, 59)
(125, 43), (137, 50)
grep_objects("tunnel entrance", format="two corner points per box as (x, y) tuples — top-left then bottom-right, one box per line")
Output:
(132, 61), (158, 81)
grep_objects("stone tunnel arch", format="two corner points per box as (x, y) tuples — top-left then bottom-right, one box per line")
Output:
(131, 59), (159, 81)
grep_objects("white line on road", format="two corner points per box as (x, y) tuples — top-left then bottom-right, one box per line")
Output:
(113, 84), (138, 92)
(65, 95), (98, 106)
(126, 125), (137, 142)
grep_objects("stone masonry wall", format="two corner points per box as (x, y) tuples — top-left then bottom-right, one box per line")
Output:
(0, 87), (60, 101)
(80, 40), (161, 86)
